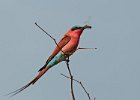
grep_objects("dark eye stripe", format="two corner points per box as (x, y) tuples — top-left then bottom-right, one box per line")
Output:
(71, 26), (81, 31)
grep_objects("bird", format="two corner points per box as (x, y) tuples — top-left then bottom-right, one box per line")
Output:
(7, 24), (92, 96)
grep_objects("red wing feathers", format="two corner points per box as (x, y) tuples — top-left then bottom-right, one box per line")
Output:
(38, 35), (71, 71)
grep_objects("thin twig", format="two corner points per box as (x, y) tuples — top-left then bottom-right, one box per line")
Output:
(35, 22), (54, 40)
(65, 57), (75, 100)
(61, 73), (91, 100)
(35, 22), (65, 54)
(76, 47), (97, 51)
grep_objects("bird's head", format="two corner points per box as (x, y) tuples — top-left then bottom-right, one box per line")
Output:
(68, 25), (92, 37)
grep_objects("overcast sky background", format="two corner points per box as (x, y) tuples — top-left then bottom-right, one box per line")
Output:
(0, 0), (140, 100)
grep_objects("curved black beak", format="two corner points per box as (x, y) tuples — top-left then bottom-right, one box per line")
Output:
(82, 25), (92, 29)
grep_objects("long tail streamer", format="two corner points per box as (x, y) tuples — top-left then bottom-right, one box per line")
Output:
(6, 67), (49, 97)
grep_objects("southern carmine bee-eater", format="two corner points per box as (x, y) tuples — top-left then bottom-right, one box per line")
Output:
(8, 24), (92, 96)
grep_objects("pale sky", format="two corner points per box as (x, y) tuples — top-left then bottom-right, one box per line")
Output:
(0, 0), (140, 100)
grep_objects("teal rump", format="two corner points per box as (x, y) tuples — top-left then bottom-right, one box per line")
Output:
(47, 53), (65, 68)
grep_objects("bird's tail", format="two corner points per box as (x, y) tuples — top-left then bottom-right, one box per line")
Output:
(6, 67), (49, 97)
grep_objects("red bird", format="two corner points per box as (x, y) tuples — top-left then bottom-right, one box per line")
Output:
(8, 25), (92, 96)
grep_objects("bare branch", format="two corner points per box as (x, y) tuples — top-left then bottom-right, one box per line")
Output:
(76, 47), (97, 51)
(35, 22), (65, 54)
(61, 73), (91, 100)
(35, 22), (55, 40)
(65, 57), (75, 100)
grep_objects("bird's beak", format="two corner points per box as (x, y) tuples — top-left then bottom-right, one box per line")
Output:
(82, 25), (92, 29)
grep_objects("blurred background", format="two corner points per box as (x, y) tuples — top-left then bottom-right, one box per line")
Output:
(0, 0), (140, 100)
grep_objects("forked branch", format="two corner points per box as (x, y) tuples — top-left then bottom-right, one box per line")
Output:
(61, 73), (91, 100)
